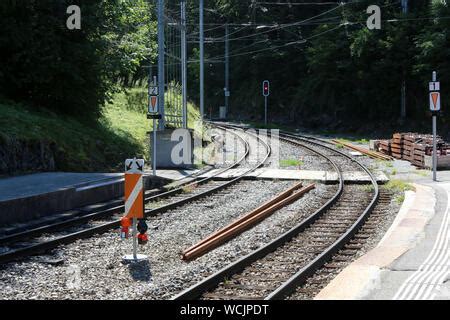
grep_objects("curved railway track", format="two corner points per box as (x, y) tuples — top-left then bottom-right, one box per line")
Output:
(172, 129), (379, 300)
(0, 125), (270, 264)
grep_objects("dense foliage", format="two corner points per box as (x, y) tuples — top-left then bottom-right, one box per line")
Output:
(0, 0), (155, 119)
(190, 0), (450, 130)
(0, 0), (449, 130)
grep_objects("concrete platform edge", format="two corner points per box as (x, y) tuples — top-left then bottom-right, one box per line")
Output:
(0, 175), (169, 225)
(314, 183), (436, 300)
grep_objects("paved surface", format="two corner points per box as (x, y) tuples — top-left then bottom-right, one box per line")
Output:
(381, 183), (448, 300)
(0, 172), (122, 201)
(155, 169), (199, 181)
(198, 168), (389, 182)
(315, 165), (450, 300)
(0, 170), (200, 202)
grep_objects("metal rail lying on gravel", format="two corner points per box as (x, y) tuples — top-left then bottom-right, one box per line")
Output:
(0, 126), (270, 264)
(181, 182), (315, 261)
(331, 139), (393, 161)
(172, 127), (379, 300)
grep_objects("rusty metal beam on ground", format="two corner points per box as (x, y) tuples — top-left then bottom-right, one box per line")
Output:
(181, 183), (315, 261)
(182, 181), (304, 255)
(331, 140), (393, 161)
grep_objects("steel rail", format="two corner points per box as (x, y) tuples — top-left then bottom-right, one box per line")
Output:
(265, 131), (379, 299)
(0, 126), (247, 246)
(171, 132), (344, 300)
(172, 129), (378, 300)
(181, 183), (315, 261)
(0, 126), (270, 264)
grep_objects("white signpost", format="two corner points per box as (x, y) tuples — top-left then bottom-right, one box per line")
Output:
(149, 77), (159, 114)
(429, 71), (440, 181)
(148, 76), (159, 176)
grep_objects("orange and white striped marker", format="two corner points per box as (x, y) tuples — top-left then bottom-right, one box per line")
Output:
(123, 158), (147, 262)
(125, 158), (144, 219)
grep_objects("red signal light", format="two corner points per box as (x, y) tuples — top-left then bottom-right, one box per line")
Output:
(263, 80), (270, 96)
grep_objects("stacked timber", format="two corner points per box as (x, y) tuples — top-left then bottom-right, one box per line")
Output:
(379, 140), (391, 155)
(391, 133), (403, 159)
(375, 132), (450, 169)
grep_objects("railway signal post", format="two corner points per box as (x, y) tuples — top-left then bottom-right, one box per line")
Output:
(429, 71), (441, 182)
(263, 80), (270, 126)
(148, 76), (161, 176)
(123, 158), (148, 262)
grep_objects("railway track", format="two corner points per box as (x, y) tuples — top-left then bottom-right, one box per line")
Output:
(287, 188), (393, 299)
(0, 125), (270, 264)
(172, 130), (379, 300)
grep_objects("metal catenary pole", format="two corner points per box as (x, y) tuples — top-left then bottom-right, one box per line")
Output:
(181, 0), (188, 128)
(157, 0), (165, 130)
(432, 71), (437, 182)
(400, 0), (408, 122)
(265, 96), (268, 126)
(225, 23), (229, 118)
(153, 76), (157, 176)
(199, 0), (205, 120)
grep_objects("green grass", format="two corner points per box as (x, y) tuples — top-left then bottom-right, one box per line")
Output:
(361, 184), (375, 192)
(415, 169), (429, 177)
(181, 184), (196, 193)
(280, 159), (303, 167)
(385, 161), (394, 168)
(382, 179), (414, 205)
(395, 193), (406, 205)
(353, 138), (369, 144)
(335, 138), (369, 145)
(103, 87), (200, 165)
(383, 179), (414, 193)
(0, 87), (200, 173)
(0, 100), (141, 172)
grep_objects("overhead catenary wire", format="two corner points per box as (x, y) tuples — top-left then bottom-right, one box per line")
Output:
(208, 3), (347, 42)
(196, 8), (450, 62)
(256, 1), (349, 5)
(197, 24), (343, 62)
(162, 3), (450, 66)
(155, 0), (448, 118)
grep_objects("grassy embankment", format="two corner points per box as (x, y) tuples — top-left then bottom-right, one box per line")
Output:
(0, 87), (200, 173)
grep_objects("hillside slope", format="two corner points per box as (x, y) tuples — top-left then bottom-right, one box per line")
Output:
(0, 89), (199, 175)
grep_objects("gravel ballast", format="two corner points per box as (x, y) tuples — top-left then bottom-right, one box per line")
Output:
(0, 180), (336, 300)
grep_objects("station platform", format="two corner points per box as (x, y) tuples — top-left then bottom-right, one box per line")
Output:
(0, 171), (187, 225)
(315, 178), (450, 300)
(0, 172), (123, 202)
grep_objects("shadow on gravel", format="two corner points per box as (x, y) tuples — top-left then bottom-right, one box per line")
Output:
(127, 260), (152, 282)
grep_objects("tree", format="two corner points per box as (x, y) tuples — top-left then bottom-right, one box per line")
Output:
(0, 0), (156, 119)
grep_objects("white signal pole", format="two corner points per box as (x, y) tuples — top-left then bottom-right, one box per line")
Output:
(432, 71), (438, 182)
(224, 24), (230, 118)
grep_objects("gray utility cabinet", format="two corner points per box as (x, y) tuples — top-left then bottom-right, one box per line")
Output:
(149, 128), (195, 169)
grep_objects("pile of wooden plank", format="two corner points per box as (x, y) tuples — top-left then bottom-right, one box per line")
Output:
(391, 133), (403, 159)
(374, 132), (450, 168)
